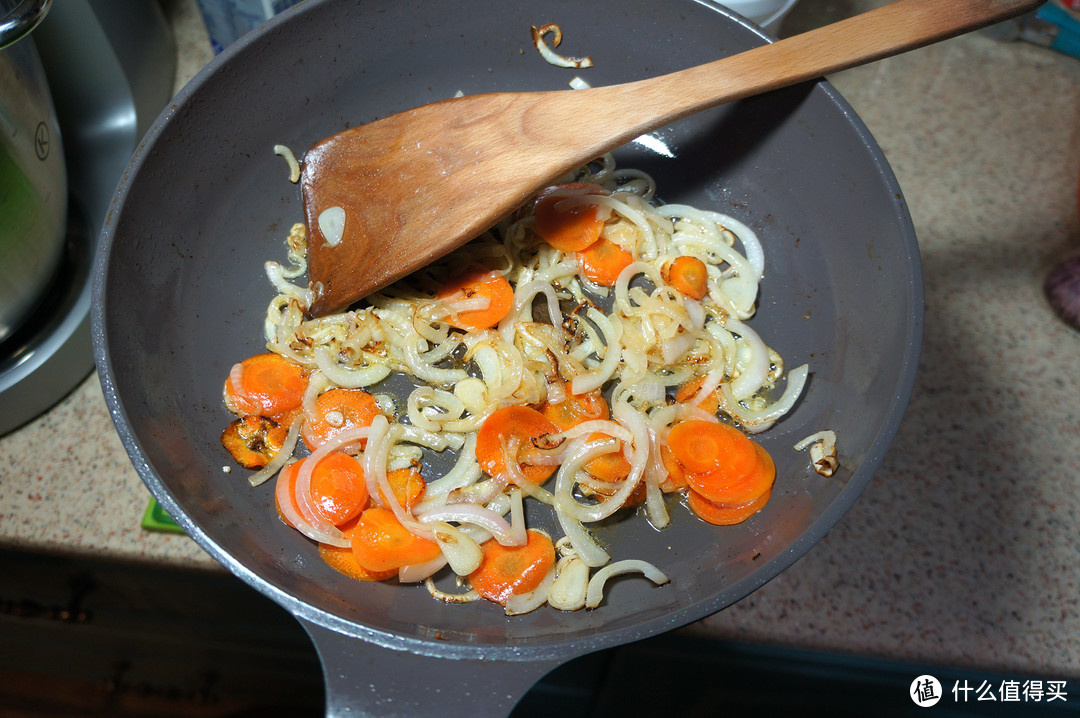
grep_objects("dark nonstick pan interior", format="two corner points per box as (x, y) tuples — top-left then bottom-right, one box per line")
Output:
(92, 0), (922, 714)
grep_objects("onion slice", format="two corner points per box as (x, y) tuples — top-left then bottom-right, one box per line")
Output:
(530, 23), (593, 69)
(417, 503), (525, 547)
(291, 424), (374, 546)
(504, 564), (558, 615)
(246, 413), (302, 487)
(585, 560), (670, 608)
(318, 206), (346, 247)
(548, 557), (590, 611)
(274, 461), (348, 547)
(398, 556), (448, 583)
(429, 522), (485, 576)
(273, 144), (300, 183)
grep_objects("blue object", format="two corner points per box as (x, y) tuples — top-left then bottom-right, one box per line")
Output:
(1034, 2), (1080, 58)
(195, 0), (303, 54)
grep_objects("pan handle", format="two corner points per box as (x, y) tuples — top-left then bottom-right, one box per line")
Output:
(299, 619), (564, 717)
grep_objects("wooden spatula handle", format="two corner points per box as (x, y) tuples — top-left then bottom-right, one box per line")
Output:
(565, 0), (1043, 155)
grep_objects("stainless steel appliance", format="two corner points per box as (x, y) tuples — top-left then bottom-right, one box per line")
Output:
(0, 0), (175, 434)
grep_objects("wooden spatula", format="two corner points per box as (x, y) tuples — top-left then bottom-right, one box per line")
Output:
(301, 0), (1039, 316)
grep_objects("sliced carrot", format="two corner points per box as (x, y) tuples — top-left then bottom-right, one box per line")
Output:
(675, 375), (720, 415)
(377, 466), (426, 510)
(225, 352), (308, 418)
(584, 432), (631, 481)
(475, 405), (561, 484)
(221, 414), (289, 469)
(307, 452), (369, 526)
(659, 444), (688, 493)
(683, 442), (775, 505)
(665, 255), (709, 300)
(579, 431), (640, 508)
(578, 237), (633, 287)
(437, 269), (515, 331)
(350, 507), (442, 573)
(302, 387), (380, 450)
(468, 529), (556, 605)
(275, 452), (369, 527)
(666, 419), (758, 477)
(319, 517), (398, 581)
(533, 183), (607, 252)
(539, 382), (609, 431)
(687, 486), (772, 526)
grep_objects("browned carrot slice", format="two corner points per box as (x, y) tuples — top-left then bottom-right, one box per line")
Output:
(319, 517), (398, 581)
(583, 432), (631, 481)
(533, 183), (607, 252)
(377, 466), (427, 511)
(475, 405), (561, 484)
(578, 237), (633, 286)
(302, 387), (380, 450)
(221, 414), (289, 469)
(350, 507), (442, 573)
(438, 269), (515, 331)
(225, 352), (308, 418)
(468, 529), (556, 605)
(275, 452), (369, 527)
(687, 486), (771, 526)
(675, 375), (720, 415)
(665, 255), (709, 300)
(539, 382), (608, 431)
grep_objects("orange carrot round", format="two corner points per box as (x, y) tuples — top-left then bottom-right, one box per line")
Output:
(226, 352), (308, 418)
(687, 486), (771, 526)
(578, 237), (633, 287)
(468, 529), (556, 605)
(675, 375), (720, 415)
(539, 383), (609, 431)
(659, 444), (688, 493)
(584, 432), (631, 481)
(221, 414), (290, 469)
(302, 387), (380, 450)
(276, 452), (369, 527)
(350, 507), (441, 572)
(681, 440), (775, 505)
(533, 183), (607, 252)
(666, 419), (758, 477)
(666, 255), (709, 300)
(475, 405), (561, 484)
(319, 517), (398, 581)
(378, 466), (427, 510)
(307, 452), (369, 526)
(438, 269), (515, 331)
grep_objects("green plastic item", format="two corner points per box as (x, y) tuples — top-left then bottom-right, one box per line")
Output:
(141, 498), (185, 534)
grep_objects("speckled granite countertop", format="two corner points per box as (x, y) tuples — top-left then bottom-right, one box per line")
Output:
(3, 0), (1079, 683)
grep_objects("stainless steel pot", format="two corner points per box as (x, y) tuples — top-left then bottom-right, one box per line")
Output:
(0, 0), (65, 342)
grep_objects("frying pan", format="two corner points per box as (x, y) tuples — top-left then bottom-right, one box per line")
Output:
(91, 0), (923, 714)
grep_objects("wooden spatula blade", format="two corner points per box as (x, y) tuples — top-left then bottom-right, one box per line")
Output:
(301, 108), (464, 317)
(301, 93), (579, 317)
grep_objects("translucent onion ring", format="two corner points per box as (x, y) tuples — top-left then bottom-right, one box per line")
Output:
(585, 559), (670, 608)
